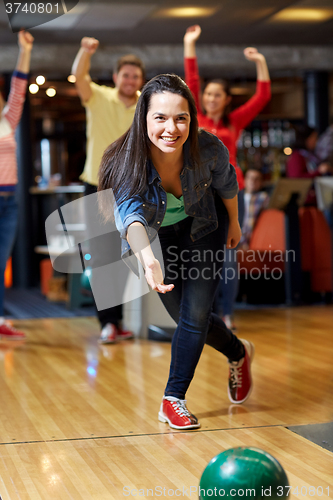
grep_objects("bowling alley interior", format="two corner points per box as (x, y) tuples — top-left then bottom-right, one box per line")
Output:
(0, 0), (332, 498)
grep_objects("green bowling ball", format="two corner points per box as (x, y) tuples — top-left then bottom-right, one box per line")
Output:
(80, 267), (92, 290)
(199, 447), (289, 499)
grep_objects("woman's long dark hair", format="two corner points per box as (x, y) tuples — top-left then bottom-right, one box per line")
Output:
(203, 79), (231, 126)
(98, 74), (200, 209)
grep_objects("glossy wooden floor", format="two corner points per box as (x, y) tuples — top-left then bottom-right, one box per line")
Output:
(0, 306), (332, 499)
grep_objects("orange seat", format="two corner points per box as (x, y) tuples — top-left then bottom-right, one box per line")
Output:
(238, 209), (286, 274)
(299, 207), (332, 293)
(250, 209), (286, 252)
(237, 206), (332, 297)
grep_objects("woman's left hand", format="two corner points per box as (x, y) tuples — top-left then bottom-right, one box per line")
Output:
(226, 219), (242, 249)
(243, 47), (265, 63)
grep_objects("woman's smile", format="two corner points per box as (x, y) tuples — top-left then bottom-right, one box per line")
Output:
(160, 136), (180, 144)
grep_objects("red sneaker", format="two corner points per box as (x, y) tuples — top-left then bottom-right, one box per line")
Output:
(158, 396), (200, 430)
(0, 322), (26, 340)
(116, 328), (134, 341)
(228, 339), (255, 404)
(98, 323), (117, 344)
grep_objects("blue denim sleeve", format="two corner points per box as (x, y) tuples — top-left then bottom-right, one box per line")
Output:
(114, 195), (148, 240)
(211, 139), (239, 199)
(114, 195), (149, 277)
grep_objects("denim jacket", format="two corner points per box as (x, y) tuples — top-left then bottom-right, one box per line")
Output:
(114, 129), (238, 274)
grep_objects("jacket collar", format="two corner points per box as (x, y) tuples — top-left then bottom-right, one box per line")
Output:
(147, 158), (160, 185)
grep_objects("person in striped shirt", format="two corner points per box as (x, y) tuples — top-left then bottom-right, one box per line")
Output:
(0, 30), (34, 339)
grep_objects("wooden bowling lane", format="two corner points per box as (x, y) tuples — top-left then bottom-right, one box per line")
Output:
(0, 306), (332, 499)
(0, 426), (332, 499)
(0, 307), (332, 444)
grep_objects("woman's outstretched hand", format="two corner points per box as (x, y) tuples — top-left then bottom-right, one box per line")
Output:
(145, 259), (174, 294)
(184, 25), (202, 44)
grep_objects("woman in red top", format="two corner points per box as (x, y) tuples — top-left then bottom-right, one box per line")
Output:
(184, 25), (271, 190)
(184, 25), (271, 330)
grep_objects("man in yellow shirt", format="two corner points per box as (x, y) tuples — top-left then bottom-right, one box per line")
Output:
(72, 37), (145, 343)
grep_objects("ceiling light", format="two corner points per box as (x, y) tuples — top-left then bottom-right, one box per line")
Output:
(46, 88), (56, 97)
(270, 8), (333, 22)
(153, 7), (217, 18)
(36, 75), (45, 85)
(29, 84), (39, 94)
(67, 75), (76, 83)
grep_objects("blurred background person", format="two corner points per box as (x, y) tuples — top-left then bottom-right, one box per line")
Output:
(315, 121), (333, 167)
(238, 168), (269, 249)
(286, 124), (333, 205)
(183, 24), (271, 190)
(71, 37), (145, 344)
(183, 24), (271, 331)
(0, 30), (34, 340)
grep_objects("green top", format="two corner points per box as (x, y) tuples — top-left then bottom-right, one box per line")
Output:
(161, 192), (189, 227)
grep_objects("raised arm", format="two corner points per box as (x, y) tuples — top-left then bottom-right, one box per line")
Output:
(183, 24), (201, 58)
(243, 47), (270, 82)
(127, 222), (174, 293)
(183, 25), (202, 111)
(4, 31), (34, 131)
(16, 30), (34, 73)
(71, 37), (99, 103)
(229, 48), (271, 129)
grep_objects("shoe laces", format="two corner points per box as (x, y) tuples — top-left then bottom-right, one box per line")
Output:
(229, 359), (244, 388)
(169, 399), (192, 418)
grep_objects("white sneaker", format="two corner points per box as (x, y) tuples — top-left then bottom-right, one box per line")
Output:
(98, 323), (117, 344)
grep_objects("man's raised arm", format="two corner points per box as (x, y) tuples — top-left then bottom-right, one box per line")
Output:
(71, 37), (99, 103)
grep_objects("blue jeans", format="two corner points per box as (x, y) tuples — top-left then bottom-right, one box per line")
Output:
(0, 195), (18, 316)
(158, 207), (244, 399)
(214, 247), (239, 317)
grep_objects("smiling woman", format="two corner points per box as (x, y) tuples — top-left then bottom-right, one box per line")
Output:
(99, 74), (200, 203)
(147, 92), (191, 198)
(98, 74), (254, 431)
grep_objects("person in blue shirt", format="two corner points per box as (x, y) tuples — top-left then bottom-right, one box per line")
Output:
(98, 74), (254, 430)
